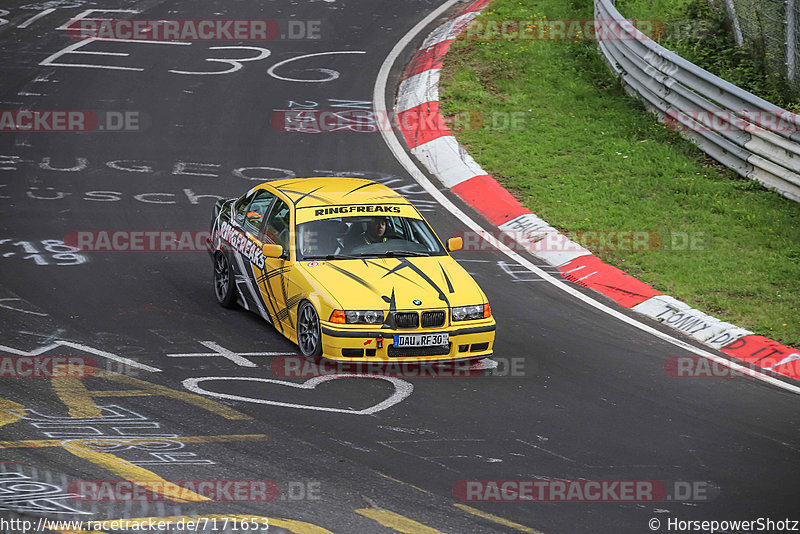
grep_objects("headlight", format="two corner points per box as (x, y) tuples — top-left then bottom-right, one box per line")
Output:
(344, 310), (384, 324)
(451, 304), (489, 321)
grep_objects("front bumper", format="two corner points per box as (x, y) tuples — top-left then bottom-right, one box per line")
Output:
(319, 321), (496, 363)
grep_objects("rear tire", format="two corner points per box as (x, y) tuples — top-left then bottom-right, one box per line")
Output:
(297, 301), (323, 360)
(214, 252), (237, 308)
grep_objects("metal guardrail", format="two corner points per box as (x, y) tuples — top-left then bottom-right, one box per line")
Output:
(594, 0), (800, 202)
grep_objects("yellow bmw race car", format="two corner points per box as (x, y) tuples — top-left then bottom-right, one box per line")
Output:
(208, 177), (495, 363)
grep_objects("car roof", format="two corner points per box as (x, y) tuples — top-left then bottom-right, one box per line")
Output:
(257, 177), (409, 208)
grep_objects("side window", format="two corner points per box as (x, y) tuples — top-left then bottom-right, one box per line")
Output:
(242, 190), (275, 234)
(263, 199), (291, 253)
(387, 217), (404, 239)
(234, 195), (251, 226)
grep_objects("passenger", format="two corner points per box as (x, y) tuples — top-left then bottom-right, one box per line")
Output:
(301, 223), (322, 255)
(301, 221), (340, 256)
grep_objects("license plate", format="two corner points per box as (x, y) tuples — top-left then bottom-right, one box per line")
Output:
(393, 333), (449, 347)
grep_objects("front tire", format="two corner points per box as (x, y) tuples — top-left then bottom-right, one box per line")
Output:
(214, 252), (237, 308)
(297, 301), (322, 360)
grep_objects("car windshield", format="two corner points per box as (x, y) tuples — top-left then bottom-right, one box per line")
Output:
(297, 215), (447, 260)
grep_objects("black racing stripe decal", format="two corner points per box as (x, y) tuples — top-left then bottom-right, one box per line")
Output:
(241, 257), (278, 325)
(274, 180), (305, 190)
(275, 293), (304, 324)
(381, 288), (397, 330)
(390, 258), (450, 306)
(280, 187), (327, 206)
(380, 262), (407, 278)
(256, 265), (291, 284)
(328, 262), (377, 292)
(342, 181), (381, 196)
(371, 260), (426, 289)
(440, 263), (455, 293)
(254, 263), (285, 333)
(279, 259), (293, 329)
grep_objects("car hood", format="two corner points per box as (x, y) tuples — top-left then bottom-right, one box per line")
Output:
(299, 256), (485, 311)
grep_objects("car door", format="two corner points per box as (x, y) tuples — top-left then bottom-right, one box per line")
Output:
(256, 196), (303, 336)
(229, 189), (275, 318)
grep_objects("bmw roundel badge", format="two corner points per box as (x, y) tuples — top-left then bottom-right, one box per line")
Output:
(413, 299), (422, 306)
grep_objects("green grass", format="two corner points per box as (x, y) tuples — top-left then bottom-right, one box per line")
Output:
(439, 0), (800, 346)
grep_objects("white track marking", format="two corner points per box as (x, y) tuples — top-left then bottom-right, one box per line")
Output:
(0, 298), (48, 316)
(55, 9), (140, 31)
(372, 0), (800, 395)
(182, 375), (413, 415)
(0, 340), (161, 372)
(167, 341), (291, 367)
(18, 8), (56, 29)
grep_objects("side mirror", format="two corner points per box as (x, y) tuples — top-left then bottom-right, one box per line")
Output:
(447, 237), (463, 252)
(262, 243), (284, 258)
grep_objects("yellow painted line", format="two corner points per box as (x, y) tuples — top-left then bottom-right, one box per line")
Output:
(52, 514), (333, 534)
(58, 369), (252, 421)
(376, 471), (433, 495)
(355, 509), (445, 534)
(0, 434), (267, 502)
(0, 434), (267, 449)
(0, 434), (268, 501)
(65, 447), (212, 503)
(51, 376), (104, 417)
(0, 439), (58, 449)
(0, 397), (24, 428)
(454, 504), (545, 534)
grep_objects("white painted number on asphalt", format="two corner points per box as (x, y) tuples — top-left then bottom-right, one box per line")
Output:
(169, 46), (271, 75)
(40, 39), (366, 81)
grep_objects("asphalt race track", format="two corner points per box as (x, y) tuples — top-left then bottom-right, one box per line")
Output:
(0, 1), (798, 533)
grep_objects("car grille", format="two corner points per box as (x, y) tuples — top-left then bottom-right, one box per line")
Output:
(421, 310), (446, 328)
(388, 343), (451, 357)
(394, 312), (419, 328)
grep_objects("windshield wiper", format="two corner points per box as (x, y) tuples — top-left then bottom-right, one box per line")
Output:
(302, 254), (360, 260)
(384, 250), (430, 257)
(346, 251), (431, 259)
